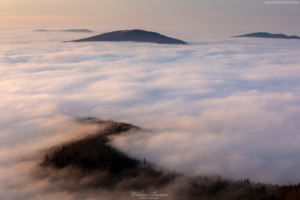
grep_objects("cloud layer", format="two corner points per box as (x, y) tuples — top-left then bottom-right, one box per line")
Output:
(1, 29), (300, 198)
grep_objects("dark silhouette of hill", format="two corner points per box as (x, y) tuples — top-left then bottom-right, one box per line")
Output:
(34, 29), (93, 33)
(42, 118), (141, 173)
(38, 118), (300, 200)
(233, 32), (300, 39)
(69, 29), (187, 44)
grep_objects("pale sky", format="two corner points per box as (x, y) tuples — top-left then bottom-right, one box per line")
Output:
(0, 0), (299, 34)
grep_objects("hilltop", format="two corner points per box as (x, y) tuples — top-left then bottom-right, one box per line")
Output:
(69, 29), (187, 44)
(233, 32), (300, 39)
(34, 29), (93, 33)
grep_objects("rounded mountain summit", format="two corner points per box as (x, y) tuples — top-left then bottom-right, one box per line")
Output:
(69, 29), (187, 44)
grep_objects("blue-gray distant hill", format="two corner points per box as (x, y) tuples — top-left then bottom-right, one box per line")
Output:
(35, 29), (93, 33)
(69, 29), (187, 44)
(233, 32), (300, 40)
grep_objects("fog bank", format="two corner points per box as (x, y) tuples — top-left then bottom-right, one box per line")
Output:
(0, 29), (300, 199)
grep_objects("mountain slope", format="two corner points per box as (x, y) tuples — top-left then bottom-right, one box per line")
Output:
(37, 118), (300, 200)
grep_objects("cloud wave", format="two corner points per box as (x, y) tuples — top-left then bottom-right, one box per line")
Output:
(1, 29), (300, 199)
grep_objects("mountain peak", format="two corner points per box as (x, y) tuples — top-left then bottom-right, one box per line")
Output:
(69, 29), (187, 44)
(233, 32), (300, 40)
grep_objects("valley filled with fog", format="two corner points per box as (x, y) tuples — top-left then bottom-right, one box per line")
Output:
(1, 27), (300, 199)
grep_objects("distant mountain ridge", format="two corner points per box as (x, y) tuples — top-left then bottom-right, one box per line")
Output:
(35, 29), (93, 33)
(233, 32), (300, 39)
(69, 29), (187, 44)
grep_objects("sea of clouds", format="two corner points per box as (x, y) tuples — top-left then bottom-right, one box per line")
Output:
(1, 27), (300, 199)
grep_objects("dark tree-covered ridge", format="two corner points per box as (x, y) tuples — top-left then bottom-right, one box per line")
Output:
(39, 118), (300, 200)
(42, 118), (141, 173)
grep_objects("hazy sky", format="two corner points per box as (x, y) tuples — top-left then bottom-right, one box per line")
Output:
(0, 0), (299, 34)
